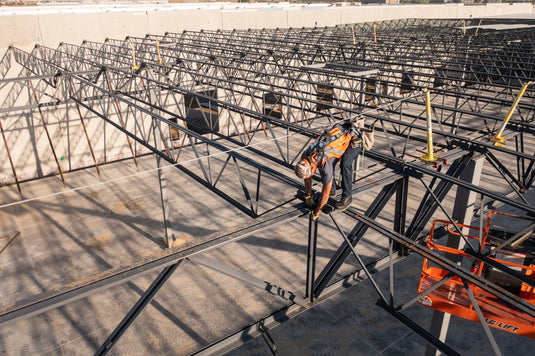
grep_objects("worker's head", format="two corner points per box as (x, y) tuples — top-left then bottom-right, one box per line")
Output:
(294, 157), (315, 179)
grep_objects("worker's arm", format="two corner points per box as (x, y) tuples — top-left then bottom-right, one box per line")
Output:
(304, 177), (312, 197)
(304, 177), (316, 208)
(312, 181), (332, 218)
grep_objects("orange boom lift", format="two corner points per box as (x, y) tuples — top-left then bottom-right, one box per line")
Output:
(418, 211), (535, 338)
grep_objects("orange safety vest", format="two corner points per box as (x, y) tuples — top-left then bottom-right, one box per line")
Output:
(306, 124), (353, 167)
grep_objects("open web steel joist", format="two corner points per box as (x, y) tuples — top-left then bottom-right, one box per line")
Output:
(0, 18), (534, 355)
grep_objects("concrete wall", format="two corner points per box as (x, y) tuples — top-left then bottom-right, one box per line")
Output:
(0, 3), (534, 52)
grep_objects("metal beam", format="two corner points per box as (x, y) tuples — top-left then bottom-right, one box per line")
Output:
(0, 209), (305, 327)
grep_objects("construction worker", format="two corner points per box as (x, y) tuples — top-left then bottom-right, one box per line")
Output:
(294, 122), (362, 220)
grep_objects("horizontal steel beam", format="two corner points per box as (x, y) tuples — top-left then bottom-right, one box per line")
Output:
(0, 209), (305, 327)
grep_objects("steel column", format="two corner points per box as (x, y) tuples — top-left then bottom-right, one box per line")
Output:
(425, 154), (485, 356)
(306, 215), (318, 302)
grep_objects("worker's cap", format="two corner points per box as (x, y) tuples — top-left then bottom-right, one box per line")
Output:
(294, 158), (312, 179)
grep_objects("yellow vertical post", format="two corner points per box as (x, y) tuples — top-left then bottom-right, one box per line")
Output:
(491, 81), (532, 146)
(421, 88), (438, 163)
(475, 19), (482, 37)
(156, 39), (163, 65)
(131, 40), (139, 71)
(373, 22), (377, 44)
(463, 19), (466, 36)
(352, 25), (356, 46)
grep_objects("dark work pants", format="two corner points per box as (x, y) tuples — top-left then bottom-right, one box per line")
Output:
(340, 145), (362, 198)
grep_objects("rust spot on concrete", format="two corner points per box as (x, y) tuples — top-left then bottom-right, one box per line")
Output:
(111, 199), (144, 213)
(85, 230), (111, 249)
(0, 302), (15, 314)
(87, 191), (100, 199)
(148, 331), (160, 349)
(158, 236), (188, 249)
(172, 236), (188, 248)
(63, 269), (112, 289)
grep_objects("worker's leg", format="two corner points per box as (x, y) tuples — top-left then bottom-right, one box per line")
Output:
(337, 146), (361, 210)
(330, 177), (337, 197)
(339, 146), (361, 197)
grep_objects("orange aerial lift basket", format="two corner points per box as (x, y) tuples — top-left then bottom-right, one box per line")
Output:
(418, 211), (535, 338)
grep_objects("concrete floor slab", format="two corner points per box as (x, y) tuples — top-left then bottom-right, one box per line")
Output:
(0, 108), (533, 356)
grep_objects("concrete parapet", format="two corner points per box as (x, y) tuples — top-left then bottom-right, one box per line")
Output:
(0, 3), (533, 52)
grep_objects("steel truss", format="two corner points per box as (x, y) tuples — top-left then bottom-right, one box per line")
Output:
(0, 18), (535, 355)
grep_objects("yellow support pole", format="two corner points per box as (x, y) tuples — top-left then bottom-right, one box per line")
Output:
(373, 22), (377, 44)
(421, 88), (438, 163)
(474, 19), (482, 37)
(491, 81), (532, 147)
(156, 39), (163, 65)
(463, 19), (466, 36)
(351, 25), (356, 46)
(130, 40), (139, 71)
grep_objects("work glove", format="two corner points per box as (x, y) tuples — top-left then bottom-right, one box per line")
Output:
(305, 195), (317, 208)
(310, 210), (320, 221)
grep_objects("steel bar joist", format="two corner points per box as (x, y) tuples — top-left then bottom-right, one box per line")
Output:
(0, 18), (534, 355)
(88, 28), (532, 143)
(8, 33), (533, 183)
(8, 46), (315, 217)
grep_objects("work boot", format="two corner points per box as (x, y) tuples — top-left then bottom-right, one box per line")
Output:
(335, 195), (352, 211)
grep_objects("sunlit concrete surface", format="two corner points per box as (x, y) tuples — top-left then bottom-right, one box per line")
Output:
(1, 2), (533, 52)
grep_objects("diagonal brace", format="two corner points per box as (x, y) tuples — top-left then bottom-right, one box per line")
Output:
(95, 260), (183, 356)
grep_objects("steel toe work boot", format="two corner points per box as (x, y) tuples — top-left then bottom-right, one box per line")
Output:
(335, 195), (352, 210)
